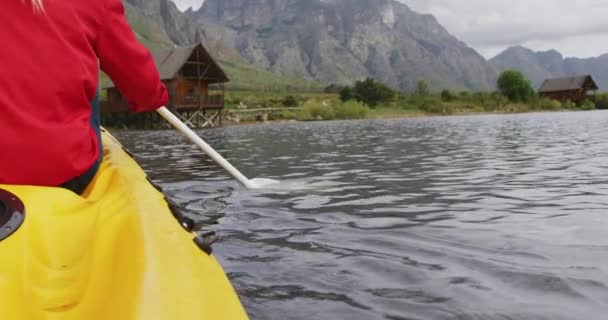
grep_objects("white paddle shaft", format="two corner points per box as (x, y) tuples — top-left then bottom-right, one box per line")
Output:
(157, 107), (256, 189)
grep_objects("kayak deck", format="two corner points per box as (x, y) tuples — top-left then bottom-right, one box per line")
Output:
(0, 130), (248, 320)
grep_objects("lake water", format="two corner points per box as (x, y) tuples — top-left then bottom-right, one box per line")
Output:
(116, 111), (608, 320)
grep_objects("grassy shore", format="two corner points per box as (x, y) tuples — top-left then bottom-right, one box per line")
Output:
(367, 107), (426, 119)
(224, 90), (608, 124)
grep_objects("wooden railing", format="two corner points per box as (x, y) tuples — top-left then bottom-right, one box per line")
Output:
(173, 94), (224, 110)
(102, 94), (225, 113)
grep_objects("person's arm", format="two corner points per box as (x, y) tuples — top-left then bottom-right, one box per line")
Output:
(97, 0), (168, 112)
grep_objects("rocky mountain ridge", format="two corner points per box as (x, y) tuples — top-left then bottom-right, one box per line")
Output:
(187, 0), (498, 91)
(490, 46), (608, 90)
(120, 0), (321, 91)
(123, 0), (500, 91)
(124, 0), (608, 92)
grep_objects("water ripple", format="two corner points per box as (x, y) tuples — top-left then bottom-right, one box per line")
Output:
(116, 111), (608, 320)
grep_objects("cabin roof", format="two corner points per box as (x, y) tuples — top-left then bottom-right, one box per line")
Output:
(539, 75), (598, 93)
(151, 44), (229, 83)
(103, 43), (229, 89)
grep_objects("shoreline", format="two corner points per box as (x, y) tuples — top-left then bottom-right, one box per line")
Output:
(103, 107), (603, 131)
(221, 108), (597, 127)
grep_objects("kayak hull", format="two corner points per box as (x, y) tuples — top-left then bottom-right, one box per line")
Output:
(0, 131), (248, 320)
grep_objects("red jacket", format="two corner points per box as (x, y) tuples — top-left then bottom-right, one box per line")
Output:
(0, 0), (168, 186)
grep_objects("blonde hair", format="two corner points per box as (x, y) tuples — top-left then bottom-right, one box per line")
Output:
(33, 0), (43, 9)
(25, 0), (43, 10)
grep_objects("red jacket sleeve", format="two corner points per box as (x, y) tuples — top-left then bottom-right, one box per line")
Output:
(97, 0), (168, 113)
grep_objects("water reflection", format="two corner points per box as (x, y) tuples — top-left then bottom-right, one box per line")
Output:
(116, 111), (608, 320)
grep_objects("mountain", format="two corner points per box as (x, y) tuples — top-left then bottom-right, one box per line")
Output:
(490, 46), (608, 90)
(124, 0), (200, 46)
(118, 0), (321, 91)
(188, 0), (497, 91)
(123, 2), (174, 50)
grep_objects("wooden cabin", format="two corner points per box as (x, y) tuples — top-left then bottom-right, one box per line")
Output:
(102, 43), (229, 128)
(538, 75), (598, 103)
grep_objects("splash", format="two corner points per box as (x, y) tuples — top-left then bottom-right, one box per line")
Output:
(248, 178), (281, 189)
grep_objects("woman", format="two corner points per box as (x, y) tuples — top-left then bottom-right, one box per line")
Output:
(0, 0), (168, 194)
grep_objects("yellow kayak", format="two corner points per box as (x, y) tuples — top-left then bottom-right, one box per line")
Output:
(0, 130), (248, 320)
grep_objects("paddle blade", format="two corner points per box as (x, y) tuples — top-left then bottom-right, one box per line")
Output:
(248, 178), (280, 189)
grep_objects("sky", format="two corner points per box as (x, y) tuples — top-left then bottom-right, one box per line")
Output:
(171, 0), (608, 59)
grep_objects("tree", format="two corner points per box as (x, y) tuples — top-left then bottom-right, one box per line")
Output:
(416, 80), (430, 97)
(352, 78), (395, 107)
(339, 86), (354, 102)
(283, 95), (298, 107)
(441, 89), (454, 102)
(497, 70), (535, 102)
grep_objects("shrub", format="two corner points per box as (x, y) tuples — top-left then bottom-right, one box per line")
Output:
(471, 92), (492, 109)
(536, 98), (562, 111)
(489, 92), (510, 110)
(563, 100), (577, 109)
(442, 104), (456, 115)
(416, 80), (430, 97)
(334, 101), (369, 119)
(352, 78), (396, 107)
(282, 95), (298, 107)
(504, 103), (529, 113)
(482, 101), (496, 112)
(339, 86), (354, 102)
(393, 94), (415, 110)
(459, 91), (472, 101)
(419, 96), (448, 114)
(441, 89), (455, 102)
(279, 110), (298, 120)
(406, 94), (424, 108)
(595, 94), (608, 109)
(422, 103), (454, 115)
(297, 100), (335, 121)
(581, 100), (596, 110)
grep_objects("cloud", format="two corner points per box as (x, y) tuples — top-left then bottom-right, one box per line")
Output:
(402, 0), (608, 58)
(172, 0), (204, 11)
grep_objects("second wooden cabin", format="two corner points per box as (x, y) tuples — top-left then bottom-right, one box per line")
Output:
(539, 75), (598, 103)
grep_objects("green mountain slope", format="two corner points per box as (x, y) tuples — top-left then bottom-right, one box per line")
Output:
(124, 2), (174, 50)
(218, 59), (322, 92)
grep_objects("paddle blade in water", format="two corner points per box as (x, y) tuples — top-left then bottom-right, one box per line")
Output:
(248, 178), (280, 189)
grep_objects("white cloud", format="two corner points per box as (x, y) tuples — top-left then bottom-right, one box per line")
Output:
(402, 0), (608, 58)
(172, 0), (204, 11)
(171, 0), (608, 58)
